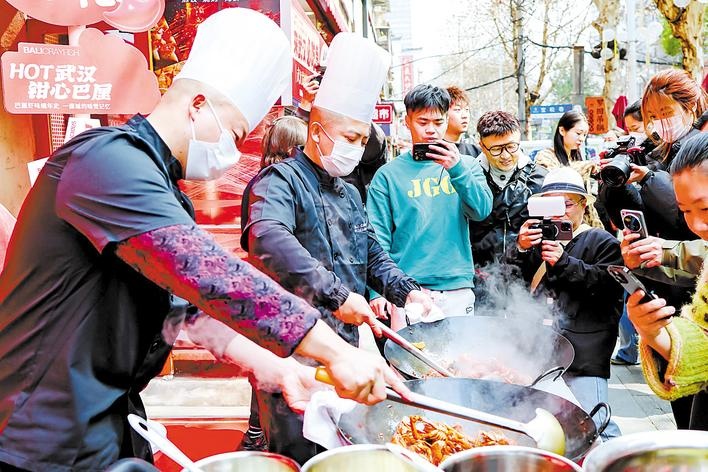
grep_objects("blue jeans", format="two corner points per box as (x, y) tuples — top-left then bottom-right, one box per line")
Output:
(616, 299), (638, 363)
(564, 374), (621, 441)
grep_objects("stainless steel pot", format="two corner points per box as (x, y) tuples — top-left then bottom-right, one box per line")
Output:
(190, 451), (301, 472)
(582, 430), (708, 472)
(301, 445), (418, 472)
(440, 445), (583, 471)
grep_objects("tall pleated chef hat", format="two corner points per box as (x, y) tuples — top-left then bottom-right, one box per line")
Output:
(314, 33), (391, 124)
(174, 8), (291, 132)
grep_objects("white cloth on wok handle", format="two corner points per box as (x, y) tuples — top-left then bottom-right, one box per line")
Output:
(532, 376), (582, 408)
(302, 389), (357, 450)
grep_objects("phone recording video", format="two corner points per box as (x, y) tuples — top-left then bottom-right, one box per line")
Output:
(412, 143), (440, 161)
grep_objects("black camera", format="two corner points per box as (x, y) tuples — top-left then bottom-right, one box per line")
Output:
(599, 134), (658, 187)
(531, 218), (573, 241)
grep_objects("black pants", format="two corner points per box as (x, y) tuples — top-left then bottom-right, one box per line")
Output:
(671, 394), (695, 429)
(689, 390), (708, 431)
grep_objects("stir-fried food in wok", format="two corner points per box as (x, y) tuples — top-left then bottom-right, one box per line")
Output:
(391, 415), (511, 465)
(421, 353), (532, 384)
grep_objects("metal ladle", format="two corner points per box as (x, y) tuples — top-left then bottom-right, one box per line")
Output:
(315, 367), (566, 456)
(373, 319), (455, 377)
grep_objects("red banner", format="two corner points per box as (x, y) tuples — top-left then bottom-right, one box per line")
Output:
(282, 0), (327, 106)
(585, 96), (609, 135)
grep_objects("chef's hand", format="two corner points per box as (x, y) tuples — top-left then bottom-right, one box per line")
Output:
(427, 140), (461, 170)
(518, 219), (543, 250)
(621, 230), (664, 269)
(541, 240), (564, 266)
(250, 357), (320, 414)
(324, 343), (410, 405)
(626, 290), (673, 360)
(369, 297), (394, 320)
(334, 292), (381, 336)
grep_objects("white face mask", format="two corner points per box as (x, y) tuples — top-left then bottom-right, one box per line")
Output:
(185, 98), (241, 181)
(628, 132), (647, 145)
(652, 115), (690, 143)
(313, 122), (364, 177)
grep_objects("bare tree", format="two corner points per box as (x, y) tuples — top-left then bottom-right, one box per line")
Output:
(592, 0), (622, 128)
(653, 0), (705, 79)
(489, 0), (593, 133)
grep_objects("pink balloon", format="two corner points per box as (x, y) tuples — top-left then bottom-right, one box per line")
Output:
(102, 0), (165, 33)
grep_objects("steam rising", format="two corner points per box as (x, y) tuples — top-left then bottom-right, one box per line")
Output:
(386, 262), (572, 385)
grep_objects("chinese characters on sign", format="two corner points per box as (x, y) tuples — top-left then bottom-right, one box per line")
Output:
(400, 55), (413, 96)
(1, 29), (160, 115)
(286, 0), (327, 106)
(585, 96), (609, 135)
(373, 103), (393, 124)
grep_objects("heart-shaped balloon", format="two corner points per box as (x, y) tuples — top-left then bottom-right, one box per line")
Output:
(102, 0), (165, 33)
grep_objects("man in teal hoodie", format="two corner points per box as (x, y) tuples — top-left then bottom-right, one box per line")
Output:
(367, 85), (493, 327)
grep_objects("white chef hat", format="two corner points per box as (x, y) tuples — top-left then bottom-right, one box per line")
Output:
(174, 8), (291, 132)
(313, 33), (391, 124)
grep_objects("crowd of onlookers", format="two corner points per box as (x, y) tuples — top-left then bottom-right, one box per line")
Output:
(237, 67), (707, 453)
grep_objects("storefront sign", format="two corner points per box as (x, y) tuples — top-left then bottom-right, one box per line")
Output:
(7, 0), (165, 32)
(373, 102), (393, 124)
(1, 29), (160, 114)
(281, 0), (327, 106)
(585, 96), (609, 135)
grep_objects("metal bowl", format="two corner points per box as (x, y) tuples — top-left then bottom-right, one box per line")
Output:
(189, 451), (301, 472)
(582, 430), (708, 472)
(301, 445), (417, 472)
(439, 445), (583, 471)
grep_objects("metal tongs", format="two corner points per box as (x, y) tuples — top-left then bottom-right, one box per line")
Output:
(373, 319), (455, 377)
(315, 367), (566, 456)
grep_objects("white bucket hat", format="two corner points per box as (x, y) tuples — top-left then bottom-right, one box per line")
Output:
(538, 167), (595, 203)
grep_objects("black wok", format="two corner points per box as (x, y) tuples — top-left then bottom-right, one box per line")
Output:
(384, 317), (574, 385)
(336, 378), (609, 463)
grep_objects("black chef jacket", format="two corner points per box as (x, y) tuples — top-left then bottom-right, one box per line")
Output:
(244, 150), (417, 346)
(243, 149), (418, 464)
(0, 115), (195, 471)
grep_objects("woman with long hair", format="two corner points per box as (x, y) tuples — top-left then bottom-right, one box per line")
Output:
(640, 68), (707, 168)
(535, 110), (603, 228)
(536, 109), (589, 168)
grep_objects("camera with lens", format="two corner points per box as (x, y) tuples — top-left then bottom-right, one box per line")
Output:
(526, 196), (574, 241)
(599, 134), (658, 187)
(531, 219), (574, 242)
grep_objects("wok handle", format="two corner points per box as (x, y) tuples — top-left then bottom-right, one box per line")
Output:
(529, 366), (565, 387)
(588, 402), (612, 436)
(373, 319), (455, 378)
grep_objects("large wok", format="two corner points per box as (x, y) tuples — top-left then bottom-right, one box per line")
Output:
(384, 317), (574, 385)
(336, 378), (609, 463)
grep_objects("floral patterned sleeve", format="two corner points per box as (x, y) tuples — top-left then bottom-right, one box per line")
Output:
(115, 224), (320, 357)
